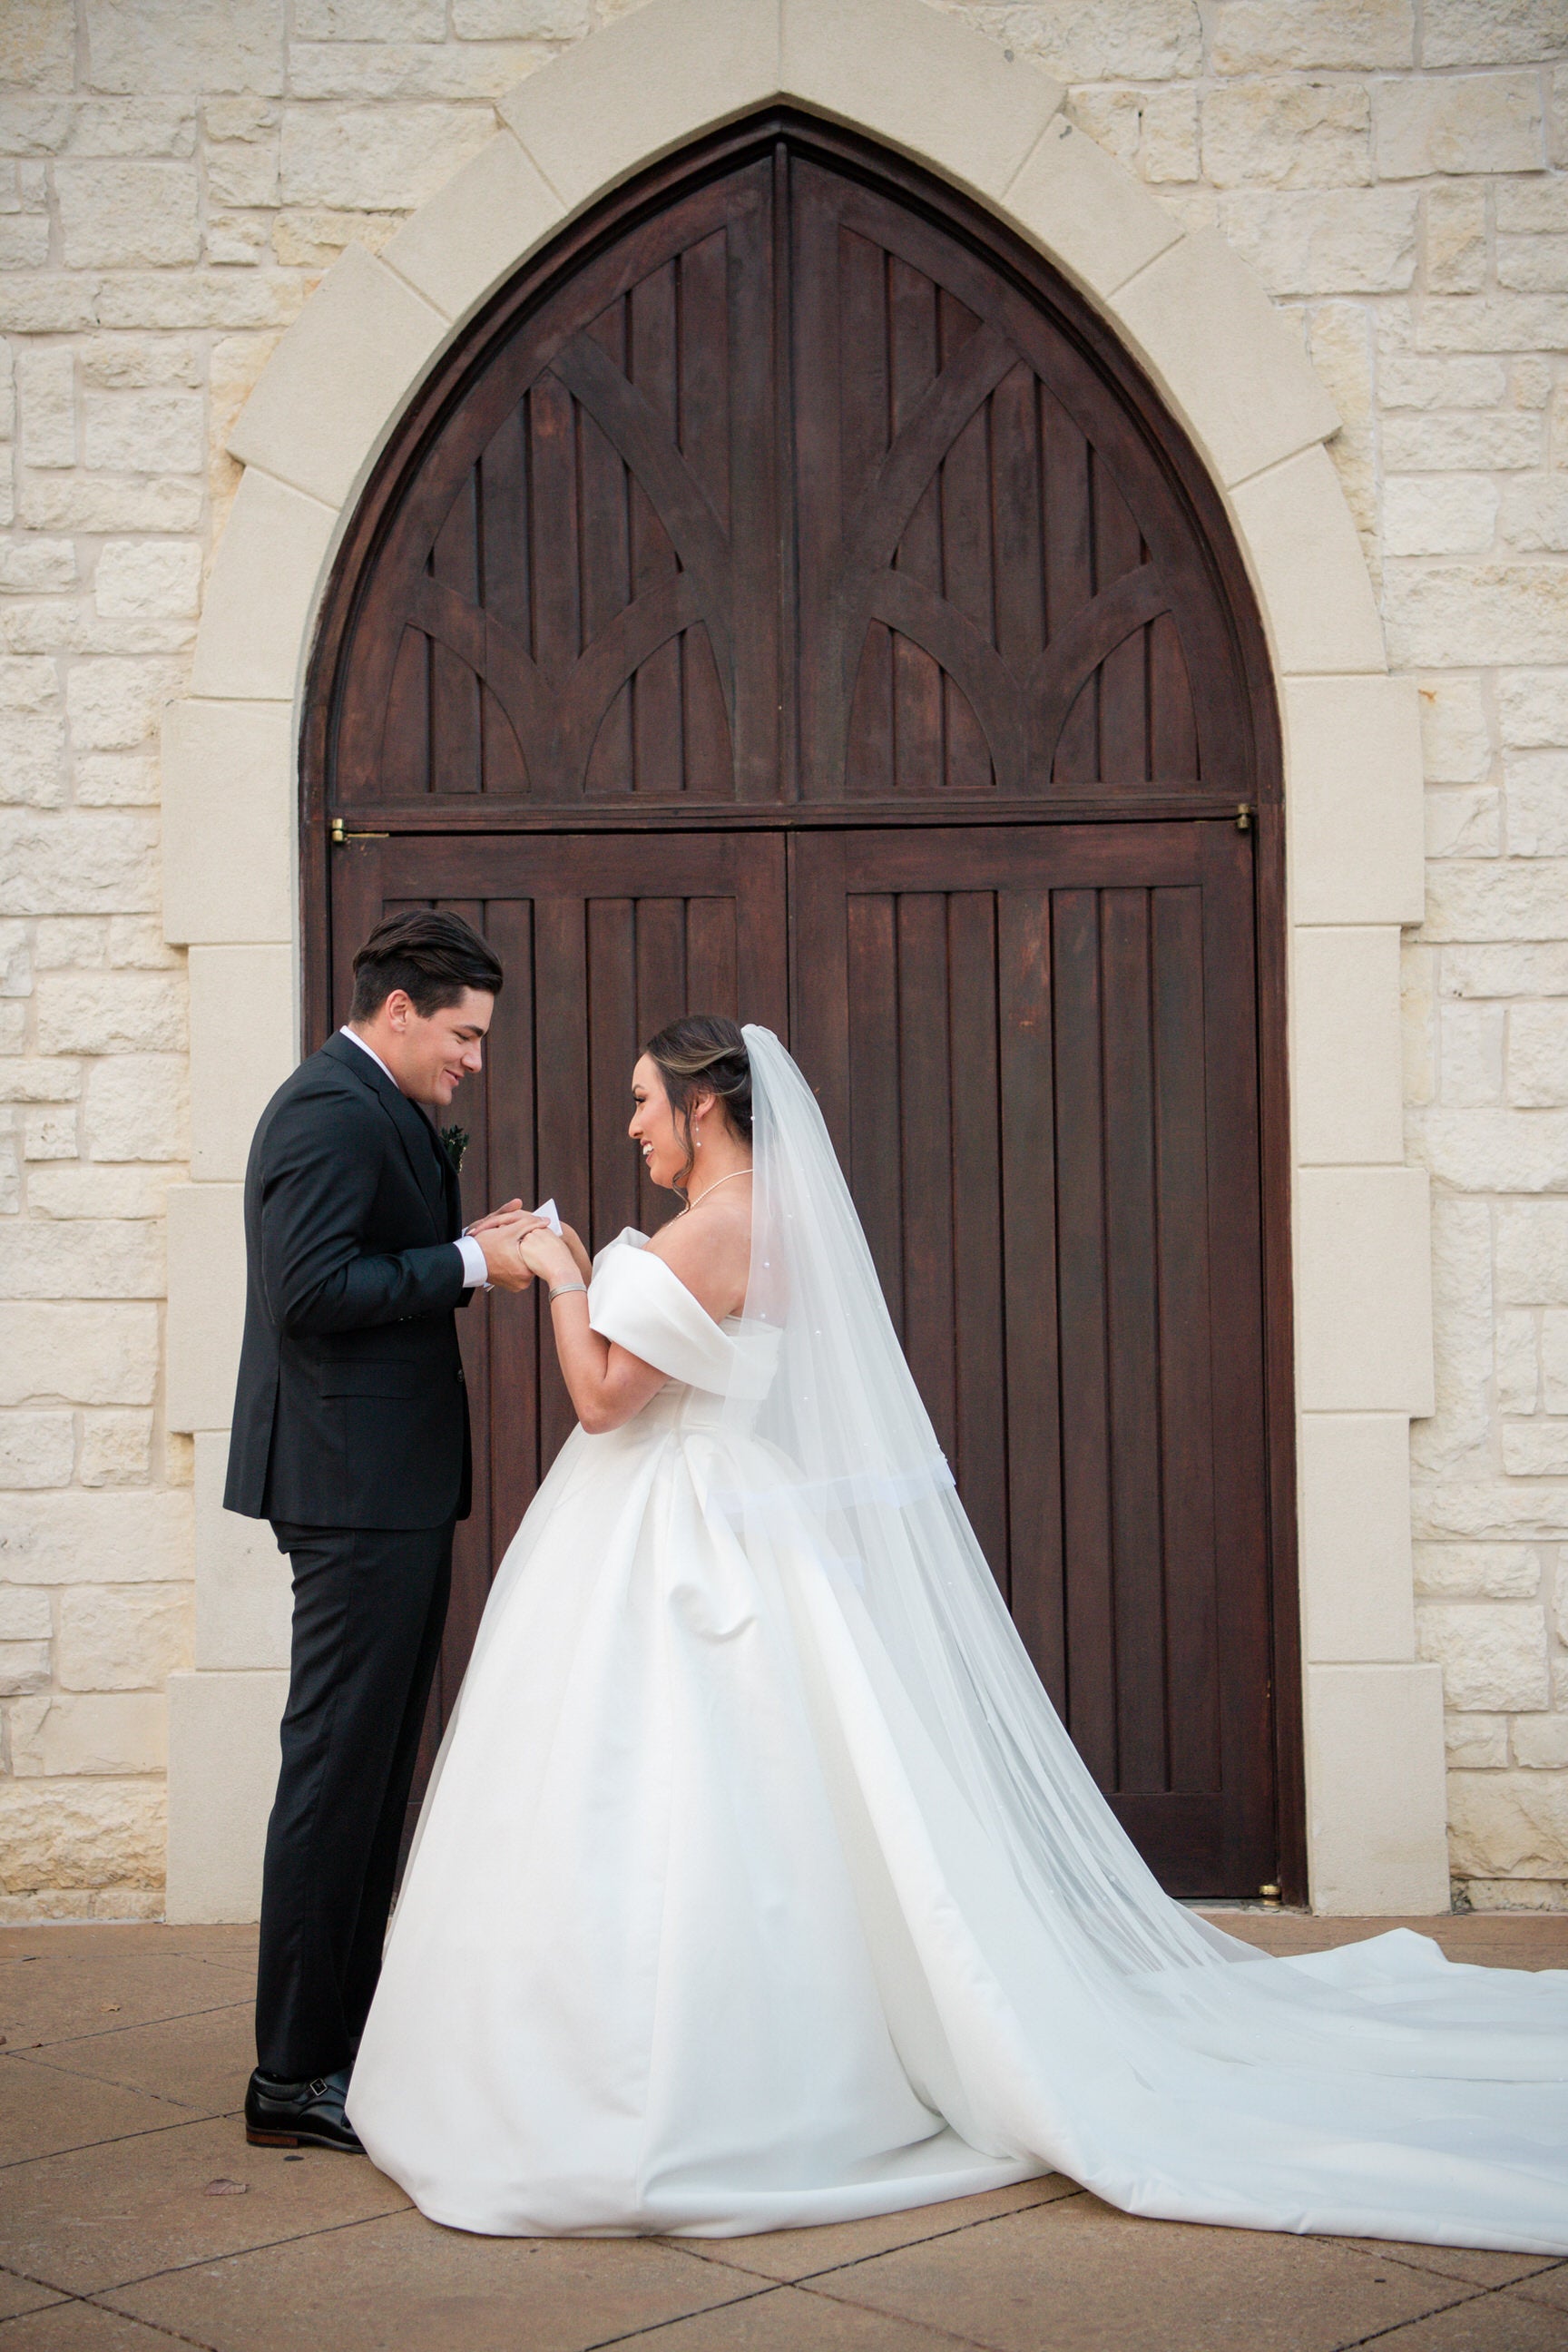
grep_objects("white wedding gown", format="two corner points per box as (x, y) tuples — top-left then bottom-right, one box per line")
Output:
(349, 1228), (1568, 2249)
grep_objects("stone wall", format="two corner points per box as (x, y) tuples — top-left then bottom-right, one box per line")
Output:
(0, 0), (1564, 1914)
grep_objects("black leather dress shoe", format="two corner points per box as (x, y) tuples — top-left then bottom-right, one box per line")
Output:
(244, 2064), (363, 2152)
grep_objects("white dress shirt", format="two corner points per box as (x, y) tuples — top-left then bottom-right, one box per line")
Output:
(339, 1026), (488, 1289)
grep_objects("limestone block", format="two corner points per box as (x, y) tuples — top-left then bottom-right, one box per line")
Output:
(95, 541), (202, 622)
(1298, 1413), (1416, 1662)
(1219, 187), (1416, 298)
(1387, 563), (1568, 672)
(1200, 78), (1370, 189)
(1383, 412), (1541, 472)
(1424, 184), (1487, 293)
(0, 1644), (50, 1698)
(1414, 1544), (1541, 1599)
(1108, 230), (1338, 488)
(57, 1584), (191, 1693)
(1377, 346), (1504, 412)
(1384, 475), (1499, 559)
(1496, 1309), (1541, 1416)
(56, 162), (200, 270)
(296, 0), (446, 33)
(1423, 858), (1568, 942)
(1283, 677), (1424, 926)
(1499, 671), (1568, 750)
(1416, 674), (1492, 784)
(83, 1054), (188, 1165)
(1509, 1001), (1568, 1110)
(1377, 72), (1544, 179)
(82, 387), (204, 475)
(383, 129), (562, 326)
(0, 921), (30, 996)
(1503, 483), (1568, 560)
(1412, 1191), (1492, 1476)
(67, 658), (184, 753)
(1419, 295), (1568, 354)
(9, 1690), (168, 1777)
(1425, 0), (1565, 64)
(1296, 1166), (1434, 1414)
(287, 37), (546, 103)
(23, 1106), (77, 1163)
(230, 243), (446, 511)
(78, 1408), (154, 1487)
(16, 348), (75, 470)
(0, 1486), (192, 1587)
(1230, 447), (1386, 672)
(1448, 1769), (1568, 1879)
(1211, 0), (1414, 72)
(980, 118), (1177, 308)
(1426, 786), (1501, 858)
(0, 707), (67, 808)
(162, 700), (294, 949)
(1439, 1000), (1504, 1103)
(207, 138), (280, 211)
(1402, 940), (1435, 1107)
(0, 1777), (164, 1899)
(83, 0), (285, 98)
(0, 1060), (82, 1105)
(165, 1182), (246, 1435)
(165, 1666), (287, 1923)
(0, 1590), (52, 1640)
(1291, 926), (1404, 1164)
(20, 475), (204, 535)
(1413, 1481), (1568, 1543)
(1305, 1661), (1448, 1913)
(108, 916), (181, 972)
(0, 1411), (74, 1489)
(189, 470), (336, 704)
(35, 972), (186, 1057)
(1543, 1311), (1568, 1411)
(194, 1430), (291, 1671)
(278, 101), (495, 212)
(1138, 83), (1199, 181)
(0, 0), (74, 93)
(971, 0), (1200, 80)
(1514, 1717), (1568, 1769)
(0, 1220), (165, 1302)
(189, 946), (296, 1182)
(1503, 1421), (1568, 1476)
(1497, 181), (1568, 235)
(454, 0), (587, 31)
(1417, 1602), (1550, 1710)
(1446, 1715), (1508, 1769)
(1408, 1107), (1568, 1193)
(0, 1301), (159, 1407)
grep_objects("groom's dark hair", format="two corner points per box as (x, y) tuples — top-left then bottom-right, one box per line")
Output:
(350, 909), (504, 1020)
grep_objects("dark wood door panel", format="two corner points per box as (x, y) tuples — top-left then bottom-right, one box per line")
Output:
(793, 822), (1273, 1897)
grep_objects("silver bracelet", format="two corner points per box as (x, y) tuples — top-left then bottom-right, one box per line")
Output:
(549, 1281), (587, 1301)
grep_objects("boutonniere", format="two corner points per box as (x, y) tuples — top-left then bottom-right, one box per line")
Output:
(438, 1124), (468, 1175)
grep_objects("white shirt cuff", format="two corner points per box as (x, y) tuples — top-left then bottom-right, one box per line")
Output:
(455, 1232), (489, 1289)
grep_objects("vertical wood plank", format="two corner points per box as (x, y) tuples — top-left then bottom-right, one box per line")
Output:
(889, 258), (944, 799)
(1148, 611), (1199, 782)
(897, 892), (956, 1455)
(842, 228), (893, 795)
(429, 472), (482, 795)
(1043, 388), (1096, 788)
(687, 895), (739, 1017)
(938, 289), (994, 794)
(483, 895), (539, 1558)
(846, 890), (903, 1338)
(534, 894), (591, 1457)
(629, 261), (683, 795)
(529, 374), (582, 691)
(948, 890), (1006, 1584)
(1094, 454), (1147, 788)
(580, 299), (634, 796)
(588, 897), (641, 1244)
(634, 893), (687, 1230)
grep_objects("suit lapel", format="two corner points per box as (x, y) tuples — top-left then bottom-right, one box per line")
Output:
(321, 1031), (447, 1237)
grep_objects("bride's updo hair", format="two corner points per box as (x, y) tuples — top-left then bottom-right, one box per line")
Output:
(642, 1014), (751, 1187)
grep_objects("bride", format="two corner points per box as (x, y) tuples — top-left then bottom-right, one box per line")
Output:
(348, 1016), (1568, 2249)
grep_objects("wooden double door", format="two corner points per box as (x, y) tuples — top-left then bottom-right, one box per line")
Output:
(311, 115), (1295, 1897)
(332, 815), (1272, 1897)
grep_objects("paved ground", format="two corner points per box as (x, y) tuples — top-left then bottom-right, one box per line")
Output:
(1, 1913), (1564, 2351)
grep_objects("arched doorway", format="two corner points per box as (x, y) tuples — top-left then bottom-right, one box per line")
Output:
(302, 113), (1298, 1901)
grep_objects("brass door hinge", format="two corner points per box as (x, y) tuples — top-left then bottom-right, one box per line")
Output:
(329, 817), (389, 847)
(1235, 803), (1253, 832)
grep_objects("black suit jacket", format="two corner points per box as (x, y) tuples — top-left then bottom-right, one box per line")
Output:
(224, 1032), (473, 1530)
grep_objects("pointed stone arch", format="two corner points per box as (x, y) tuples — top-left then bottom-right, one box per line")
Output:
(161, 0), (1444, 1922)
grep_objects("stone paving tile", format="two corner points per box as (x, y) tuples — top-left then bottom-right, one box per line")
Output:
(0, 2306), (184, 2349)
(14, 2001), (253, 2122)
(619, 2280), (975, 2350)
(0, 2053), (194, 2169)
(671, 2176), (1079, 2284)
(0, 2274), (66, 2325)
(1332, 2240), (1563, 2292)
(106, 2208), (769, 2352)
(1204, 1916), (1568, 1971)
(0, 1950), (254, 2050)
(1510, 2265), (1568, 2311)
(0, 2113), (407, 2298)
(1367, 2288), (1568, 2348)
(802, 2193), (1478, 2352)
(0, 1928), (256, 1965)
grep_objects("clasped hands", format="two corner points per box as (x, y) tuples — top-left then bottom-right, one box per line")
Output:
(465, 1201), (586, 1294)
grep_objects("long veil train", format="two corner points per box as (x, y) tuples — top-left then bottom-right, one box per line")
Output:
(709, 1024), (1568, 2253)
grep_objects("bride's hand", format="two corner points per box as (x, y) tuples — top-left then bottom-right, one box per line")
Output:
(518, 1226), (577, 1286)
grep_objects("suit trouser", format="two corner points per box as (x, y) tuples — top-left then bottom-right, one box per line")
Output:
(255, 1519), (453, 2080)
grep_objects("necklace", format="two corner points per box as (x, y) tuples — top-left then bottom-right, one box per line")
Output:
(675, 1167), (753, 1219)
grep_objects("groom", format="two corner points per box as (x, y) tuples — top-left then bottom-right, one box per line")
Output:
(225, 908), (534, 2151)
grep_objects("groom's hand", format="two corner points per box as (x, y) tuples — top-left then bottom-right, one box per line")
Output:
(475, 1213), (536, 1293)
(465, 1198), (525, 1234)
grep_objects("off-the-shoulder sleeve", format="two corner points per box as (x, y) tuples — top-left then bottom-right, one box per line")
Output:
(588, 1241), (739, 1393)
